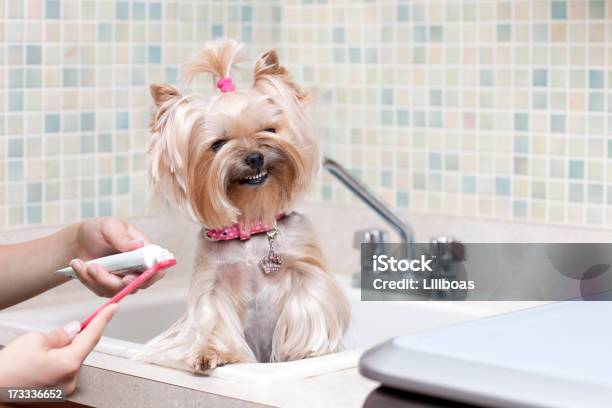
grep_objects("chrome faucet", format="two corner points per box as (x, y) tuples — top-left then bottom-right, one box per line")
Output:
(323, 157), (414, 287)
(323, 157), (464, 296)
(322, 157), (414, 253)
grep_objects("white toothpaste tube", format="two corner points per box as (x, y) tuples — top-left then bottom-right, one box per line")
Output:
(56, 244), (175, 279)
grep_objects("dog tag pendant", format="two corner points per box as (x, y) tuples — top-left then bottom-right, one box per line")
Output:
(261, 227), (282, 274)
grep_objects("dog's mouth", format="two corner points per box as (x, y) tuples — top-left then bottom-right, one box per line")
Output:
(238, 170), (268, 186)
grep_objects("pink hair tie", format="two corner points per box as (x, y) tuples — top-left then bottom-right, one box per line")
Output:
(216, 77), (235, 92)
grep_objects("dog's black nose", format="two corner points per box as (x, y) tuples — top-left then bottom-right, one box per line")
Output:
(245, 152), (264, 169)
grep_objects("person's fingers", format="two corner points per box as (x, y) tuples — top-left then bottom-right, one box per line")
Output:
(121, 274), (137, 285)
(120, 274), (140, 293)
(43, 321), (81, 349)
(70, 259), (103, 296)
(57, 377), (78, 396)
(86, 264), (125, 296)
(69, 259), (86, 279)
(66, 304), (118, 363)
(102, 219), (145, 253)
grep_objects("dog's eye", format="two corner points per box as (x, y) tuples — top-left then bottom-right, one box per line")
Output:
(211, 139), (228, 152)
(264, 128), (276, 133)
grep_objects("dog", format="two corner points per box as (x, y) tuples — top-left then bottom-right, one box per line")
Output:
(139, 39), (350, 372)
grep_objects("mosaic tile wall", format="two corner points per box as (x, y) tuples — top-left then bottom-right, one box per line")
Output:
(300, 0), (612, 228)
(2, 0), (612, 229)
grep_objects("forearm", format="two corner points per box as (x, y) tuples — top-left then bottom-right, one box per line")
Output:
(0, 224), (80, 309)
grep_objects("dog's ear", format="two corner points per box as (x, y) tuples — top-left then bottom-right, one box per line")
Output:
(150, 84), (181, 107)
(253, 49), (283, 78)
(147, 82), (195, 217)
(253, 49), (308, 101)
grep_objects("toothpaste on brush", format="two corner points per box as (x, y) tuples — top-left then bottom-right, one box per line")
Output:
(56, 244), (175, 279)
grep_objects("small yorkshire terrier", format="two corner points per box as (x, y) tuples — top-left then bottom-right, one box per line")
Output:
(140, 39), (350, 372)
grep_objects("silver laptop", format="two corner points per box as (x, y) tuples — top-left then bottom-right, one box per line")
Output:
(360, 301), (612, 408)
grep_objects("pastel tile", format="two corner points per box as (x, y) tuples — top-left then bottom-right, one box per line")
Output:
(412, 25), (427, 42)
(62, 68), (77, 87)
(551, 1), (567, 19)
(589, 69), (604, 88)
(550, 114), (566, 133)
(513, 201), (527, 218)
(98, 177), (113, 196)
(26, 45), (42, 64)
(212, 24), (223, 38)
(27, 183), (42, 203)
(8, 139), (24, 158)
(8, 69), (24, 88)
(430, 26), (443, 42)
(148, 46), (161, 63)
(8, 161), (24, 181)
(81, 201), (95, 218)
(397, 5), (410, 22)
(396, 191), (409, 207)
(97, 23), (112, 41)
(497, 24), (511, 41)
(514, 113), (529, 131)
(8, 206), (24, 226)
(116, 112), (129, 130)
(495, 177), (511, 196)
(149, 3), (162, 20)
(569, 183), (584, 202)
(96, 133), (112, 152)
(45, 0), (60, 19)
(588, 0), (605, 19)
(587, 184), (604, 203)
(80, 135), (95, 154)
(116, 175), (130, 194)
(81, 112), (95, 131)
(533, 92), (547, 109)
(45, 181), (60, 201)
(480, 69), (493, 86)
(98, 200), (112, 216)
(80, 1), (95, 19)
(25, 68), (42, 87)
(569, 160), (585, 178)
(533, 69), (547, 86)
(44, 114), (60, 133)
(116, 1), (129, 20)
(9, 91), (24, 111)
(589, 92), (604, 111)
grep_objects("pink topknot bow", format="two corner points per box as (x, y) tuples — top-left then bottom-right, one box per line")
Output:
(216, 77), (235, 93)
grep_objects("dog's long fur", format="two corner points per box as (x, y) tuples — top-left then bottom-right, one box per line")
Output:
(139, 39), (350, 371)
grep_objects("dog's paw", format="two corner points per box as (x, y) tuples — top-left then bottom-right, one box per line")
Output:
(191, 348), (250, 374)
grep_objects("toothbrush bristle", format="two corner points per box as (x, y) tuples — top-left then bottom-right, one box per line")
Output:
(158, 249), (175, 263)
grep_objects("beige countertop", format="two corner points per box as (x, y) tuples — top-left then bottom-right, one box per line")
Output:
(70, 352), (378, 408)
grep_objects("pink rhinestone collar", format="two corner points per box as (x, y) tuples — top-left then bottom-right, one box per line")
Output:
(204, 213), (286, 241)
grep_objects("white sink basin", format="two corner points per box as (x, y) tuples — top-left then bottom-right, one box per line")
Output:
(0, 275), (539, 383)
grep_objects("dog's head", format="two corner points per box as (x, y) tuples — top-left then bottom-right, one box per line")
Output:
(148, 39), (318, 229)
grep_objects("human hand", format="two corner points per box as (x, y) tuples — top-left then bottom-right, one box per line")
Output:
(0, 304), (117, 394)
(70, 217), (165, 297)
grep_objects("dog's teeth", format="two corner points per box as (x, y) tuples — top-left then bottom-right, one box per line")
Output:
(240, 171), (268, 184)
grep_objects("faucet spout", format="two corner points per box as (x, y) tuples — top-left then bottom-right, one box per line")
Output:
(322, 157), (414, 256)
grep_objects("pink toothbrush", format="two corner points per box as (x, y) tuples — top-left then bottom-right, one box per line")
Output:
(80, 259), (177, 331)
